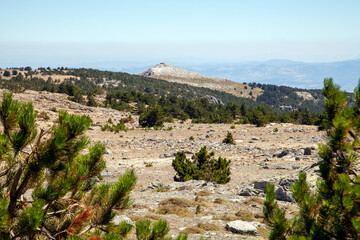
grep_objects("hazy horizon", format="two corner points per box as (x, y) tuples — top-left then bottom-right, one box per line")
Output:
(1, 1), (359, 90)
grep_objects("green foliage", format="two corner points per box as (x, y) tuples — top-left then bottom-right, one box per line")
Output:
(3, 70), (10, 77)
(222, 132), (236, 145)
(263, 78), (360, 239)
(139, 106), (164, 128)
(0, 92), (139, 239)
(172, 146), (231, 184)
(135, 219), (170, 240)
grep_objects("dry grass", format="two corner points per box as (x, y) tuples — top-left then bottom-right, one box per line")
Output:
(242, 197), (264, 206)
(129, 214), (161, 222)
(214, 198), (229, 205)
(159, 198), (195, 207)
(156, 205), (194, 217)
(195, 196), (212, 208)
(180, 226), (206, 234)
(235, 209), (256, 222)
(214, 213), (238, 221)
(257, 227), (269, 239)
(197, 223), (223, 232)
(196, 190), (212, 196)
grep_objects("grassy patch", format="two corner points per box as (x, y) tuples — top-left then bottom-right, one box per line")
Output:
(159, 198), (195, 207)
(196, 190), (212, 196)
(195, 196), (212, 208)
(235, 209), (256, 222)
(197, 223), (223, 232)
(180, 226), (206, 234)
(214, 213), (238, 221)
(257, 227), (269, 239)
(156, 205), (194, 217)
(242, 197), (264, 206)
(214, 198), (229, 205)
(129, 214), (161, 222)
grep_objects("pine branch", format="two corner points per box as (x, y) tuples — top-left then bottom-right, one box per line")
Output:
(66, 208), (94, 235)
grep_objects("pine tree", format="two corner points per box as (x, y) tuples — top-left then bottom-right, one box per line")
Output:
(172, 146), (231, 184)
(263, 78), (360, 239)
(0, 92), (137, 239)
(222, 132), (236, 145)
(0, 92), (194, 240)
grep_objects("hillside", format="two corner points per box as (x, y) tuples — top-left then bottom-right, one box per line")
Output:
(0, 66), (327, 112)
(139, 63), (263, 99)
(0, 89), (325, 239)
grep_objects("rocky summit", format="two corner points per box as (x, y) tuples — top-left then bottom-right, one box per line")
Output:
(140, 63), (263, 99)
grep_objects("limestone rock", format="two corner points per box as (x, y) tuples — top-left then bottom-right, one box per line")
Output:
(111, 215), (133, 226)
(226, 220), (259, 235)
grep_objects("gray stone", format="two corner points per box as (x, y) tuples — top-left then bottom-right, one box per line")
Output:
(105, 149), (112, 154)
(226, 220), (259, 235)
(279, 179), (297, 189)
(239, 188), (261, 196)
(164, 152), (176, 158)
(275, 186), (294, 202)
(254, 181), (269, 192)
(277, 150), (289, 158)
(101, 169), (114, 177)
(111, 215), (134, 226)
(304, 147), (312, 155)
(148, 181), (163, 189)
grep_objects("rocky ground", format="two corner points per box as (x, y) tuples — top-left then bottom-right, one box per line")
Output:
(4, 90), (326, 239)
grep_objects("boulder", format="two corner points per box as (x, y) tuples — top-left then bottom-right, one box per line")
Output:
(226, 220), (259, 235)
(239, 188), (261, 196)
(254, 181), (269, 192)
(111, 215), (134, 226)
(275, 186), (294, 202)
(304, 147), (312, 155)
(277, 150), (289, 158)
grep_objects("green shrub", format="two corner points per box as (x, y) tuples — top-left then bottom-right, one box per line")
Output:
(189, 136), (194, 141)
(263, 79), (360, 239)
(172, 146), (231, 184)
(139, 106), (164, 128)
(222, 132), (235, 145)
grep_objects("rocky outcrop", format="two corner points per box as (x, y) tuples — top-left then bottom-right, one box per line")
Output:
(139, 63), (263, 99)
(226, 220), (259, 235)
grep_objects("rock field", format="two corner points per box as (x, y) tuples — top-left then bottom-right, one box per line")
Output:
(4, 90), (326, 239)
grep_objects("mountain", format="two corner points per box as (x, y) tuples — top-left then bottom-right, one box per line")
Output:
(139, 63), (263, 99)
(0, 66), (327, 112)
(181, 59), (360, 92)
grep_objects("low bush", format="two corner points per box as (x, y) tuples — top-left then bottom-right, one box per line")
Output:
(172, 146), (231, 184)
(222, 131), (236, 145)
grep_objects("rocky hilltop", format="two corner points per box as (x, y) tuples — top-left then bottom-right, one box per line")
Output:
(140, 63), (263, 99)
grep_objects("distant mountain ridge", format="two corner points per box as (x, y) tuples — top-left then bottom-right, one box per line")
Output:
(181, 59), (360, 91)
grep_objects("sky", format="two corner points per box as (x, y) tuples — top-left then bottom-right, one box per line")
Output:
(1, 0), (360, 68)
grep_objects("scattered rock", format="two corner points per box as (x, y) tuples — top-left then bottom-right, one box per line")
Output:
(275, 186), (294, 202)
(111, 215), (134, 226)
(226, 220), (259, 235)
(254, 181), (269, 192)
(239, 188), (261, 196)
(277, 150), (289, 158)
(304, 147), (312, 155)
(101, 169), (114, 177)
(148, 181), (163, 189)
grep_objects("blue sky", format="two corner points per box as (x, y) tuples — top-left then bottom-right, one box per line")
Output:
(1, 0), (360, 67)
